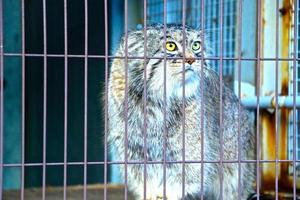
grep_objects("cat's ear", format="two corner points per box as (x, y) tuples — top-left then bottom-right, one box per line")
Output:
(110, 37), (124, 56)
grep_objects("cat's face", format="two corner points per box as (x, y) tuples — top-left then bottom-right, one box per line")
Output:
(125, 25), (207, 101)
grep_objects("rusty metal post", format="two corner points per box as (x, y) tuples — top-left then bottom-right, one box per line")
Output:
(260, 0), (297, 197)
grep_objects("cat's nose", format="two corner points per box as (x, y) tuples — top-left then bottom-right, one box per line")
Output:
(186, 57), (195, 65)
(185, 52), (195, 65)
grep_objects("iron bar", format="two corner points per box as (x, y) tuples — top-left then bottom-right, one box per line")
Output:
(124, 0), (129, 199)
(275, 0), (279, 199)
(42, 0), (48, 198)
(21, 0), (25, 198)
(5, 52), (300, 61)
(181, 0), (186, 198)
(293, 0), (298, 199)
(200, 0), (206, 200)
(256, 0), (262, 199)
(200, 0), (205, 199)
(163, 0), (167, 199)
(83, 0), (89, 199)
(63, 0), (68, 199)
(104, 0), (108, 199)
(142, 1), (147, 200)
(219, 0), (224, 198)
(0, 0), (3, 198)
(2, 159), (300, 167)
(237, 0), (243, 199)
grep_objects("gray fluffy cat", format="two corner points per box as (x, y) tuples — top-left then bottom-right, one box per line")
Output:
(108, 24), (255, 200)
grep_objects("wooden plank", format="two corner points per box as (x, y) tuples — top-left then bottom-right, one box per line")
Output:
(3, 184), (134, 200)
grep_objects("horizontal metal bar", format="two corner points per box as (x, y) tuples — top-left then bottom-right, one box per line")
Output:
(241, 96), (300, 108)
(3, 52), (300, 61)
(3, 159), (300, 167)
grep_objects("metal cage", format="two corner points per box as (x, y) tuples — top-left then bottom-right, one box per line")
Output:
(0, 0), (300, 199)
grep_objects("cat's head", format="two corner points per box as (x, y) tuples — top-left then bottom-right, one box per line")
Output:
(112, 25), (210, 105)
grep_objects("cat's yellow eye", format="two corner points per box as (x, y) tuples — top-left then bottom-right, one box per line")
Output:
(192, 41), (201, 51)
(166, 41), (177, 51)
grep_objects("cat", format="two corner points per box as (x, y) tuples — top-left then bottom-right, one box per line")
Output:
(107, 24), (255, 200)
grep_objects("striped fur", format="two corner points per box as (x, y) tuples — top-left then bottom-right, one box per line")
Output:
(107, 24), (255, 200)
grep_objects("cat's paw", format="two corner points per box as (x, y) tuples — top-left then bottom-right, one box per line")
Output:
(156, 195), (167, 200)
(145, 195), (167, 200)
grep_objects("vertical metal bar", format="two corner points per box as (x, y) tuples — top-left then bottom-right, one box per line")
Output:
(219, 0), (224, 199)
(293, 0), (298, 199)
(256, 0), (262, 199)
(237, 0), (243, 199)
(142, 0), (147, 200)
(275, 0), (279, 199)
(162, 0), (167, 199)
(181, 0), (186, 198)
(0, 0), (3, 198)
(83, 0), (88, 199)
(42, 0), (48, 199)
(200, 1), (205, 200)
(104, 0), (108, 199)
(63, 0), (68, 199)
(21, 0), (25, 199)
(124, 0), (129, 199)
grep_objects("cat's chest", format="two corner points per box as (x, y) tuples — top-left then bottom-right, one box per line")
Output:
(127, 101), (200, 158)
(134, 101), (199, 134)
(129, 102), (201, 147)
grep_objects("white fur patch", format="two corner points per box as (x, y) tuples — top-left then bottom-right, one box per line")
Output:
(172, 69), (200, 99)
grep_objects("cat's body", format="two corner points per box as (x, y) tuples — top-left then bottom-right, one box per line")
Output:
(108, 24), (255, 200)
